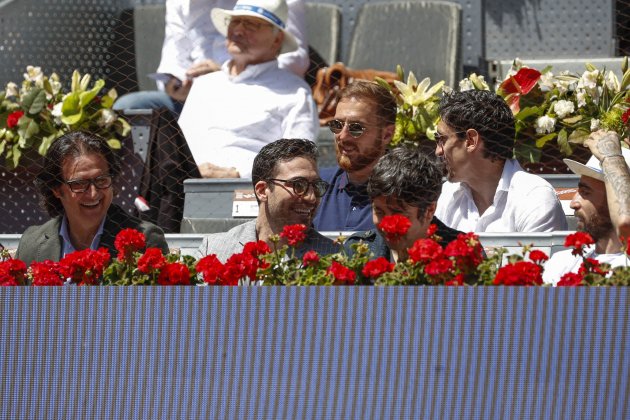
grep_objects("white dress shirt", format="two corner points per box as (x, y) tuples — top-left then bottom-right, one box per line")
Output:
(178, 59), (318, 178)
(156, 0), (309, 82)
(543, 246), (629, 285)
(436, 159), (568, 232)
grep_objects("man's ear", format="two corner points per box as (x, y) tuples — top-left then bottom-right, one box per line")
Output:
(272, 31), (285, 55)
(422, 202), (437, 225)
(254, 180), (269, 203)
(382, 124), (395, 146)
(52, 186), (63, 200)
(465, 128), (481, 153)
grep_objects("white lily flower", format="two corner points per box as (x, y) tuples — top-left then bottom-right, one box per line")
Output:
(605, 70), (620, 91)
(97, 109), (117, 128)
(5, 82), (19, 97)
(590, 119), (600, 131)
(394, 72), (444, 107)
(459, 78), (474, 92)
(23, 65), (44, 87)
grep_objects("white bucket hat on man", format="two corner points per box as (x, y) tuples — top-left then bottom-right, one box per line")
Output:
(211, 0), (298, 54)
(563, 146), (630, 181)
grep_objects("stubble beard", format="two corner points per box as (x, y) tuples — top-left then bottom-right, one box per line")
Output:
(336, 135), (385, 173)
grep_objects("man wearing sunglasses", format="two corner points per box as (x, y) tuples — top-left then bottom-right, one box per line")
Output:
(178, 0), (318, 179)
(313, 81), (397, 233)
(197, 138), (339, 262)
(434, 90), (567, 232)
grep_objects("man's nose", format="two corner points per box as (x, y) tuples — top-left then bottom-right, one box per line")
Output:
(569, 192), (581, 210)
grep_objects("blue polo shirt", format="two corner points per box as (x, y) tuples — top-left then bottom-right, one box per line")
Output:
(313, 166), (375, 232)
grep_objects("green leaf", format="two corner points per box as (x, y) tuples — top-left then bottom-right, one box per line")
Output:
(514, 142), (542, 163)
(62, 91), (81, 115)
(562, 115), (583, 125)
(79, 79), (105, 108)
(107, 138), (121, 149)
(585, 62), (597, 72)
(61, 109), (83, 126)
(515, 106), (542, 121)
(17, 115), (40, 139)
(0, 140), (5, 156)
(534, 132), (557, 148)
(10, 146), (21, 169)
(21, 87), (47, 115)
(38, 134), (57, 156)
(557, 129), (572, 155)
(568, 129), (590, 145)
(374, 77), (392, 92)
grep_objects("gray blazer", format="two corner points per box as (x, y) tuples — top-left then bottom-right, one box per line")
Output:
(196, 219), (340, 262)
(16, 204), (169, 266)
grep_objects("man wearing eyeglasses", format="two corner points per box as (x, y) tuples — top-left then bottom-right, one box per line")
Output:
(197, 138), (339, 262)
(178, 0), (318, 179)
(313, 81), (397, 233)
(16, 131), (169, 266)
(434, 90), (567, 232)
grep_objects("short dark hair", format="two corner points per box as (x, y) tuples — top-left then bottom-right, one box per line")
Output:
(368, 146), (443, 213)
(439, 90), (515, 161)
(35, 131), (121, 217)
(338, 80), (397, 127)
(252, 138), (319, 188)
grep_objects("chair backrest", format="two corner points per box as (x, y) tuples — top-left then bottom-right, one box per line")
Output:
(347, 0), (461, 88)
(133, 4), (167, 91)
(305, 2), (342, 65)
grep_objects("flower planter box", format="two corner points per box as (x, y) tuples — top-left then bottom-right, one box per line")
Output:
(2, 287), (628, 419)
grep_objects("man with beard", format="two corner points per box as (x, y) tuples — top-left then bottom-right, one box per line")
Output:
(178, 0), (318, 179)
(313, 81), (396, 232)
(197, 138), (339, 262)
(434, 90), (567, 232)
(543, 130), (630, 284)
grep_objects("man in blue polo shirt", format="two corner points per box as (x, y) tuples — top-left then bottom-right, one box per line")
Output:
(313, 81), (396, 232)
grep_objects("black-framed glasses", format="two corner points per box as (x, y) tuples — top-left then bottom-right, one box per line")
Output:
(267, 177), (329, 198)
(226, 17), (271, 32)
(63, 175), (113, 193)
(435, 130), (468, 147)
(327, 119), (368, 138)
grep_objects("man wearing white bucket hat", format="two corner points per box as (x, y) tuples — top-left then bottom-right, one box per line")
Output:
(113, 0), (308, 115)
(178, 0), (318, 179)
(543, 130), (630, 284)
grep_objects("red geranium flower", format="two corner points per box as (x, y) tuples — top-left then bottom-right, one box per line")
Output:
(6, 110), (24, 129)
(493, 261), (543, 286)
(557, 272), (584, 287)
(30, 260), (65, 286)
(302, 250), (320, 267)
(426, 224), (438, 238)
(157, 262), (190, 285)
(137, 248), (167, 274)
(564, 232), (594, 256)
(378, 214), (411, 242)
(280, 224), (308, 247)
(362, 257), (394, 279)
(59, 247), (110, 285)
(114, 228), (146, 262)
(445, 273), (465, 286)
(327, 261), (356, 285)
(424, 257), (453, 276)
(196, 254), (225, 285)
(242, 240), (271, 271)
(498, 67), (542, 114)
(622, 108), (630, 125)
(528, 249), (549, 264)
(0, 258), (27, 286)
(222, 252), (261, 284)
(408, 238), (443, 264)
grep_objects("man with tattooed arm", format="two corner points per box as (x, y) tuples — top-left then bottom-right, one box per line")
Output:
(543, 130), (630, 284)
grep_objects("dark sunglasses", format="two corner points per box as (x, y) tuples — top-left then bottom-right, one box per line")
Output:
(64, 175), (113, 193)
(267, 177), (329, 198)
(327, 119), (368, 138)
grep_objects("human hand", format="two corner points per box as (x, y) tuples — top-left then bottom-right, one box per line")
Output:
(198, 162), (240, 178)
(165, 77), (193, 102)
(186, 60), (221, 78)
(584, 130), (623, 162)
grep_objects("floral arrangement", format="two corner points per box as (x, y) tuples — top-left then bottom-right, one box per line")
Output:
(2, 217), (629, 287)
(379, 58), (630, 160)
(0, 66), (130, 169)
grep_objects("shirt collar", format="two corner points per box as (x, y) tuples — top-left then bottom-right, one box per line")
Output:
(496, 158), (521, 193)
(59, 215), (106, 257)
(223, 59), (279, 81)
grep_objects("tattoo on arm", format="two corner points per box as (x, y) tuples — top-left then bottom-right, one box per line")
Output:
(603, 158), (630, 217)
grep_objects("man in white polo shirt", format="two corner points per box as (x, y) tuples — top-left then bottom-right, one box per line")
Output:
(543, 130), (630, 284)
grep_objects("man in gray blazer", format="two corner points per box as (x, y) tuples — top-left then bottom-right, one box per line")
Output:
(197, 138), (339, 261)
